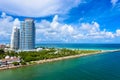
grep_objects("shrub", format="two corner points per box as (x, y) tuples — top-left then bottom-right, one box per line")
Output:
(21, 61), (26, 65)
(13, 62), (19, 66)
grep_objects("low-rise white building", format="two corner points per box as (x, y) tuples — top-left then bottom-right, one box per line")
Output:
(0, 56), (21, 66)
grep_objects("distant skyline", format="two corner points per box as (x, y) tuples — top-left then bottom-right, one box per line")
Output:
(0, 0), (120, 43)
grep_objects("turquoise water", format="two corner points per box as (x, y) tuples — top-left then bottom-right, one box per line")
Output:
(0, 51), (120, 80)
(36, 43), (120, 50)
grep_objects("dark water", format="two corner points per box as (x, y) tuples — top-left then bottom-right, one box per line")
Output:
(0, 51), (120, 80)
(36, 43), (120, 50)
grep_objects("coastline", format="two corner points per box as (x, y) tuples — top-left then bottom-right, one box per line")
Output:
(0, 51), (104, 71)
(32, 51), (103, 64)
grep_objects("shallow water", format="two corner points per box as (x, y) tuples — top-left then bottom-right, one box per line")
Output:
(36, 43), (120, 50)
(0, 51), (120, 80)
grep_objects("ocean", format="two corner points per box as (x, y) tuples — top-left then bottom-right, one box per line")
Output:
(0, 44), (120, 80)
(36, 43), (120, 50)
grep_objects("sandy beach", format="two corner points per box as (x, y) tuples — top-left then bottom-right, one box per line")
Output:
(0, 51), (104, 71)
(33, 51), (103, 64)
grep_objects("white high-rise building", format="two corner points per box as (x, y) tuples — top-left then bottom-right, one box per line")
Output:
(10, 26), (20, 50)
(20, 18), (35, 50)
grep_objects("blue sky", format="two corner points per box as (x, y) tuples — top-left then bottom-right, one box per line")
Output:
(0, 0), (120, 43)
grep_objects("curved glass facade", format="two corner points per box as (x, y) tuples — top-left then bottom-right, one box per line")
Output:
(11, 27), (20, 50)
(20, 19), (35, 50)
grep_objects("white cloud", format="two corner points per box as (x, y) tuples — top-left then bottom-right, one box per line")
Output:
(73, 34), (84, 39)
(79, 22), (115, 39)
(80, 22), (100, 34)
(0, 12), (20, 43)
(0, 12), (120, 43)
(1, 12), (6, 18)
(0, 0), (84, 17)
(111, 0), (118, 6)
(36, 15), (117, 43)
(36, 15), (75, 42)
(116, 29), (120, 36)
(0, 12), (13, 35)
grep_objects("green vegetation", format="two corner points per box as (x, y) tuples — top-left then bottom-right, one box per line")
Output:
(0, 49), (5, 59)
(0, 49), (4, 54)
(0, 50), (18, 59)
(13, 62), (19, 66)
(0, 48), (101, 64)
(19, 49), (100, 62)
(21, 61), (27, 65)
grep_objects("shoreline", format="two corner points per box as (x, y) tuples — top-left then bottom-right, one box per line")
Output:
(0, 51), (104, 71)
(32, 51), (103, 64)
(1, 49), (120, 71)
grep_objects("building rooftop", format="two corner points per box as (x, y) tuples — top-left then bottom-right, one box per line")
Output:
(1, 56), (20, 63)
(25, 18), (34, 21)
